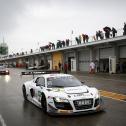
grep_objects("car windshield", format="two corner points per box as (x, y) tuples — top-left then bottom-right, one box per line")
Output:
(0, 64), (5, 69)
(47, 76), (83, 88)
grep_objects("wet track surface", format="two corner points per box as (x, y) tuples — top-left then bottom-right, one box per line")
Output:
(0, 68), (126, 126)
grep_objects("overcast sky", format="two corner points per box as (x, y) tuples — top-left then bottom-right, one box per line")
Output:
(0, 0), (126, 54)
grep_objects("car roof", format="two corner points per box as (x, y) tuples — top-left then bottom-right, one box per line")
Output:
(37, 73), (73, 78)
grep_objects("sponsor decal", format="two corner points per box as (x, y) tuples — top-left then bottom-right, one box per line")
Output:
(74, 93), (85, 97)
(38, 91), (42, 97)
(52, 88), (64, 92)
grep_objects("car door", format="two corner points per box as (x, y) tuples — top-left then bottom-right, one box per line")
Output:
(34, 77), (45, 103)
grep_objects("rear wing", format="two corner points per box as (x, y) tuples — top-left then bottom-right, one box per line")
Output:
(21, 70), (60, 78)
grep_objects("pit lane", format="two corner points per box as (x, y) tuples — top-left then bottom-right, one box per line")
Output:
(0, 68), (126, 126)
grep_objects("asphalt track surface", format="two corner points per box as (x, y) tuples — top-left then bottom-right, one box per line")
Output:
(0, 68), (126, 126)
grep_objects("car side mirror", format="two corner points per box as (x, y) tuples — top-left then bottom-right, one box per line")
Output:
(81, 81), (85, 84)
(36, 83), (41, 86)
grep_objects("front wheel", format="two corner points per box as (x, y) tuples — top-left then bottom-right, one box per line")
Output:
(22, 85), (28, 100)
(41, 94), (47, 113)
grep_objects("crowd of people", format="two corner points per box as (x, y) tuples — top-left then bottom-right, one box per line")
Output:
(21, 22), (126, 54)
(3, 22), (125, 59)
(56, 39), (70, 48)
(39, 42), (55, 51)
(94, 27), (117, 41)
(75, 34), (89, 44)
(39, 39), (70, 52)
(75, 23), (126, 44)
(57, 61), (69, 74)
(58, 60), (95, 74)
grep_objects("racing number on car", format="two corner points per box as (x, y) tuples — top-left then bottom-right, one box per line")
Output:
(77, 100), (92, 106)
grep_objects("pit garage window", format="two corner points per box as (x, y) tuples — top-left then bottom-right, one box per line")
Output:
(36, 77), (45, 87)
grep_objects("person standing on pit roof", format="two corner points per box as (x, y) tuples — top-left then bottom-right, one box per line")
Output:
(123, 22), (126, 35)
(112, 27), (117, 37)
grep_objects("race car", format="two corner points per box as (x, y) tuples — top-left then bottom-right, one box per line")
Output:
(22, 71), (103, 115)
(0, 64), (9, 75)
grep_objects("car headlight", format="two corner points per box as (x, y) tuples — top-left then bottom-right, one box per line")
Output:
(95, 90), (100, 98)
(6, 70), (9, 73)
(54, 97), (69, 103)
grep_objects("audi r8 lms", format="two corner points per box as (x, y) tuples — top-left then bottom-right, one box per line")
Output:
(0, 64), (9, 75)
(22, 72), (103, 115)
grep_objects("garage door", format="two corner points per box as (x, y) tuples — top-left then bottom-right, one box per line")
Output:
(78, 50), (90, 71)
(100, 48), (114, 59)
(120, 46), (126, 58)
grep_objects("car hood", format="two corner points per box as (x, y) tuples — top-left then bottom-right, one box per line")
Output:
(47, 86), (98, 99)
(64, 86), (88, 94)
(0, 68), (6, 71)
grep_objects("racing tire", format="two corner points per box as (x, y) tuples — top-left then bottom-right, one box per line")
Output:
(22, 85), (28, 100)
(41, 94), (47, 113)
(30, 89), (35, 98)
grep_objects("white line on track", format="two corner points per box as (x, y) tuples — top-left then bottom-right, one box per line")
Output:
(0, 114), (7, 126)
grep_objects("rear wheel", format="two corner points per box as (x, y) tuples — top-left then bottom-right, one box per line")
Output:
(41, 94), (47, 113)
(22, 85), (28, 100)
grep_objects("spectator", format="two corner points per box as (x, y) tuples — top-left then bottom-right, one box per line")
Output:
(103, 26), (111, 39)
(64, 62), (68, 74)
(58, 61), (62, 71)
(99, 31), (104, 40)
(62, 40), (65, 47)
(93, 35), (96, 41)
(30, 49), (33, 53)
(112, 27), (117, 37)
(105, 63), (109, 72)
(45, 45), (49, 50)
(75, 37), (79, 44)
(47, 62), (50, 69)
(52, 43), (55, 49)
(40, 60), (44, 66)
(66, 39), (69, 46)
(82, 34), (86, 43)
(89, 61), (95, 74)
(48, 43), (51, 50)
(57, 40), (62, 48)
(96, 31), (103, 40)
(56, 41), (59, 48)
(123, 22), (126, 35)
(25, 62), (28, 69)
(85, 34), (89, 42)
(96, 31), (99, 40)
(22, 52), (24, 55)
(96, 61), (100, 72)
(79, 35), (82, 44)
(33, 62), (36, 67)
(40, 46), (44, 51)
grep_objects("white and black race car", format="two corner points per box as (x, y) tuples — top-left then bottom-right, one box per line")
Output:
(22, 71), (103, 115)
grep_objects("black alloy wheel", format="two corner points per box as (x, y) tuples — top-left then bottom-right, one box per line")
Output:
(41, 94), (47, 113)
(22, 85), (28, 100)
